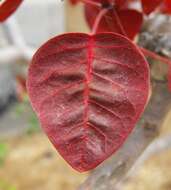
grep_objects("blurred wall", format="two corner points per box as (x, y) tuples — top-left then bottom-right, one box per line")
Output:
(65, 1), (89, 33)
(15, 0), (65, 47)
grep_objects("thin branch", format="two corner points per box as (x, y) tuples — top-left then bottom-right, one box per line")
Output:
(112, 134), (171, 190)
(132, 134), (171, 172)
(0, 46), (21, 64)
(140, 47), (171, 66)
(1, 16), (36, 62)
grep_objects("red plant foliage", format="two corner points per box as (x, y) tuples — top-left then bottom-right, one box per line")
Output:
(85, 4), (143, 39)
(83, 0), (144, 39)
(70, 0), (171, 15)
(70, 0), (79, 5)
(16, 75), (27, 101)
(27, 33), (150, 172)
(168, 66), (171, 91)
(141, 0), (171, 15)
(71, 0), (171, 38)
(0, 0), (23, 22)
(80, 0), (171, 89)
(141, 0), (163, 15)
(160, 0), (171, 14)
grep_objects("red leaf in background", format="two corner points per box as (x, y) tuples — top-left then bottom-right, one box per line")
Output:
(84, 5), (143, 39)
(168, 66), (171, 91)
(160, 0), (171, 14)
(69, 0), (131, 7)
(85, 0), (113, 3)
(115, 9), (143, 39)
(141, 0), (163, 14)
(16, 75), (27, 102)
(69, 0), (79, 5)
(27, 33), (150, 172)
(0, 0), (23, 22)
(115, 0), (132, 9)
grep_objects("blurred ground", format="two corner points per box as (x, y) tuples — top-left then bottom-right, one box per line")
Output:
(123, 111), (171, 190)
(0, 102), (171, 190)
(0, 132), (87, 190)
(124, 149), (171, 190)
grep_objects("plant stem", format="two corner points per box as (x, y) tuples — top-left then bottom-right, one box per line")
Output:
(141, 47), (171, 66)
(79, 0), (101, 7)
(91, 8), (109, 34)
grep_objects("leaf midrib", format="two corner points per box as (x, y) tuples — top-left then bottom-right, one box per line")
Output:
(83, 36), (94, 128)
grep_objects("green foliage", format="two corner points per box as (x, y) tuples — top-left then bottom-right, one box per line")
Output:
(0, 143), (8, 166)
(15, 101), (40, 135)
(14, 102), (26, 116)
(0, 180), (16, 190)
(27, 112), (40, 135)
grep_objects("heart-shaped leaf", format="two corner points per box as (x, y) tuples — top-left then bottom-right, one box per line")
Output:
(84, 5), (143, 39)
(27, 33), (150, 172)
(0, 0), (23, 22)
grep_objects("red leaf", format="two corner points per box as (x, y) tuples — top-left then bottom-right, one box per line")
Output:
(115, 0), (125, 6)
(69, 0), (129, 7)
(84, 5), (143, 39)
(115, 9), (143, 39)
(160, 0), (171, 14)
(141, 0), (163, 14)
(87, 0), (111, 3)
(115, 0), (132, 9)
(0, 0), (23, 22)
(16, 75), (27, 102)
(168, 66), (171, 91)
(27, 33), (150, 172)
(69, 0), (109, 5)
(69, 0), (79, 5)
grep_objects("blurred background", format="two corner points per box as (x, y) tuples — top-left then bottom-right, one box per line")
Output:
(0, 0), (171, 190)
